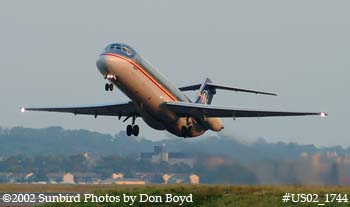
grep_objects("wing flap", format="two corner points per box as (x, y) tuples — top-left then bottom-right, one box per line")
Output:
(165, 102), (326, 118)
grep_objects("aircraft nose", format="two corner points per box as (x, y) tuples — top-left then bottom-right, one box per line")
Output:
(96, 55), (109, 75)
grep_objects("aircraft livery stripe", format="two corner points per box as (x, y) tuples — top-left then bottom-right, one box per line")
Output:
(102, 53), (177, 101)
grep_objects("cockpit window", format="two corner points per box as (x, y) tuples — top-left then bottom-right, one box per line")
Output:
(105, 44), (121, 50)
(110, 45), (121, 50)
(105, 44), (133, 56)
(122, 46), (132, 55)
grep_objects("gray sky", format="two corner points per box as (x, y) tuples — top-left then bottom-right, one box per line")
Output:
(0, 0), (347, 146)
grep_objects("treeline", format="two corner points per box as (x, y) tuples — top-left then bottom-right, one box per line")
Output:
(1, 126), (349, 161)
(0, 126), (349, 184)
(0, 154), (257, 184)
(1, 153), (343, 185)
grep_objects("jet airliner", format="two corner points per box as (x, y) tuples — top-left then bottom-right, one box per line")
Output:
(21, 43), (327, 138)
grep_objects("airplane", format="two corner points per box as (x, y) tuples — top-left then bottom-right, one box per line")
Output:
(21, 43), (327, 138)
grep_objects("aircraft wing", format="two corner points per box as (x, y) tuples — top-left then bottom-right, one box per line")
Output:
(21, 102), (140, 117)
(165, 102), (327, 118)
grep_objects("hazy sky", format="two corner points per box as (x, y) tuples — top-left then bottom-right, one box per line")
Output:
(0, 1), (348, 146)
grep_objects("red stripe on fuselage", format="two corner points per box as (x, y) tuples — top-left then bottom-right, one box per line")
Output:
(102, 53), (177, 101)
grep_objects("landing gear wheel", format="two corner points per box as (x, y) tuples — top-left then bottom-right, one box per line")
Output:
(126, 125), (132, 136)
(181, 126), (192, 138)
(187, 126), (192, 137)
(181, 126), (187, 138)
(105, 83), (110, 91)
(132, 125), (139, 136)
(105, 83), (114, 91)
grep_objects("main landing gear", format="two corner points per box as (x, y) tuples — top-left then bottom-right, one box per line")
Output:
(105, 83), (113, 91)
(124, 116), (139, 136)
(126, 124), (139, 136)
(181, 126), (192, 138)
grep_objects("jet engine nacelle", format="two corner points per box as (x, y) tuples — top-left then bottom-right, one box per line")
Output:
(206, 117), (224, 131)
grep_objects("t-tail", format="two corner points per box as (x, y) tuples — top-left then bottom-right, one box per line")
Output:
(179, 78), (277, 105)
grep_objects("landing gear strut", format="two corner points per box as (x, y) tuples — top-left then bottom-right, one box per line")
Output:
(105, 83), (113, 91)
(125, 116), (139, 136)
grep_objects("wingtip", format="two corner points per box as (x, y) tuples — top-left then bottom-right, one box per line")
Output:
(320, 112), (328, 117)
(265, 92), (277, 96)
(20, 107), (26, 113)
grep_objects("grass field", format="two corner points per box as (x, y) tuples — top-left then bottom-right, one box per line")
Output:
(1, 184), (350, 207)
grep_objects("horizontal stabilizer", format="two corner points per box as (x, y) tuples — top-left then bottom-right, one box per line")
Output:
(178, 84), (201, 91)
(179, 83), (277, 96)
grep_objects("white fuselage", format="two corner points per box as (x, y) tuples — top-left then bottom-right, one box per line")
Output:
(96, 49), (224, 137)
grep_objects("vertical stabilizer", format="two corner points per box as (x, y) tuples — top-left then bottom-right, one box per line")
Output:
(195, 78), (216, 104)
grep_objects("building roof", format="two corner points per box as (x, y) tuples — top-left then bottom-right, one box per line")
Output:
(140, 152), (154, 158)
(47, 172), (98, 178)
(169, 152), (193, 159)
(141, 145), (193, 159)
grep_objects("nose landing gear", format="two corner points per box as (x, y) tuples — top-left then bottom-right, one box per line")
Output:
(105, 83), (114, 91)
(105, 74), (116, 91)
(124, 116), (139, 136)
